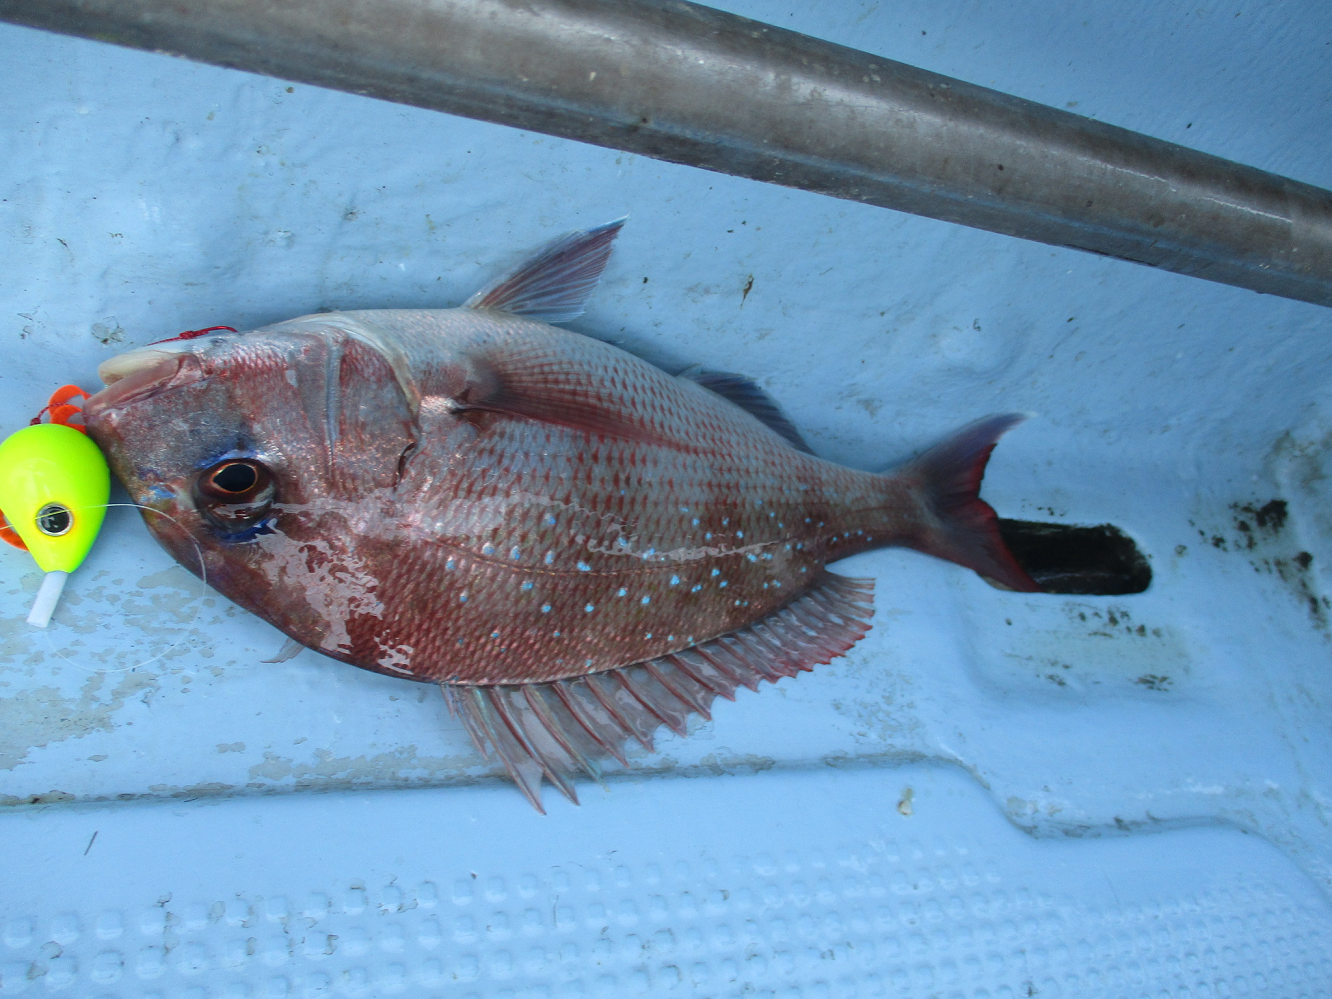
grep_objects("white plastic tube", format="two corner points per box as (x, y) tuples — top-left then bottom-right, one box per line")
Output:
(27, 570), (68, 628)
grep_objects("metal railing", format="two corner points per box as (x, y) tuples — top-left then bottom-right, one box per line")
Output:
(5, 0), (1330, 306)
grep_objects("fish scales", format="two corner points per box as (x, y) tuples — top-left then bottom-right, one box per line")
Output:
(256, 310), (902, 684)
(84, 220), (1037, 807)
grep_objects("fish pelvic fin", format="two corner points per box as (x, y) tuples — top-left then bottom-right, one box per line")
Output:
(900, 414), (1040, 593)
(261, 636), (306, 664)
(440, 572), (875, 812)
(463, 218), (626, 323)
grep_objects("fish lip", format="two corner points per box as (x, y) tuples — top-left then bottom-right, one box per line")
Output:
(84, 350), (201, 418)
(95, 345), (190, 387)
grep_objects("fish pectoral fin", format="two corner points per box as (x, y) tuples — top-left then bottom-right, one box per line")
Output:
(678, 366), (814, 453)
(463, 218), (626, 323)
(452, 352), (687, 448)
(440, 572), (876, 812)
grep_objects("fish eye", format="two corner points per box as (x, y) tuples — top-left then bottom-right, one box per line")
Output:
(198, 459), (271, 502)
(211, 462), (257, 494)
(35, 503), (72, 537)
(194, 458), (277, 538)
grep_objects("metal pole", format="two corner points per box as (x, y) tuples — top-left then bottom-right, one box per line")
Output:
(4, 0), (1331, 307)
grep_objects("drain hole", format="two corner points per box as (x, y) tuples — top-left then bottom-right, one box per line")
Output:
(997, 519), (1151, 595)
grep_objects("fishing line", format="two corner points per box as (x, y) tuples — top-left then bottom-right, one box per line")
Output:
(34, 502), (211, 675)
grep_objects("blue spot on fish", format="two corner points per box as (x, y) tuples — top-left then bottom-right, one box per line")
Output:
(482, 544), (494, 556)
(521, 581), (534, 591)
(585, 603), (595, 613)
(641, 595), (650, 605)
(542, 604), (552, 613)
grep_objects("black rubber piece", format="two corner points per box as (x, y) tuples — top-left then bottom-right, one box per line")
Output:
(997, 519), (1151, 595)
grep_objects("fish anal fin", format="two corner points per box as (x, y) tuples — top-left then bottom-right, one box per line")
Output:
(464, 219), (625, 323)
(679, 367), (813, 453)
(440, 572), (875, 812)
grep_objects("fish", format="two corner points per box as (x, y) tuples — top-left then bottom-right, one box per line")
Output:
(84, 220), (1038, 811)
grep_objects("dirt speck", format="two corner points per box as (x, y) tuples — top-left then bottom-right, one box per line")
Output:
(896, 787), (913, 816)
(1134, 674), (1171, 691)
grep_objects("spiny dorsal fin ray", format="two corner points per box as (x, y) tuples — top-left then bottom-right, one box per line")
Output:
(441, 572), (875, 811)
(678, 367), (813, 453)
(463, 218), (626, 323)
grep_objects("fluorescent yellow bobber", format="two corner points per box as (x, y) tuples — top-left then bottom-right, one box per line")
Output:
(0, 422), (110, 627)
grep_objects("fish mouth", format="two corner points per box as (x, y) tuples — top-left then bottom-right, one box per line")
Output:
(84, 347), (202, 417)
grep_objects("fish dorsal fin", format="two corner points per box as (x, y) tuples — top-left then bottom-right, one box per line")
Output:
(440, 572), (875, 812)
(679, 366), (814, 453)
(463, 218), (626, 323)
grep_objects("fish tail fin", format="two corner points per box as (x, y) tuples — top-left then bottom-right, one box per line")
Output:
(899, 414), (1040, 592)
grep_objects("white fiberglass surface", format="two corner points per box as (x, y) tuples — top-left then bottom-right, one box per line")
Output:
(2, 1), (1332, 996)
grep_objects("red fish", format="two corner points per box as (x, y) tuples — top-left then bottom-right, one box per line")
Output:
(85, 221), (1037, 810)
